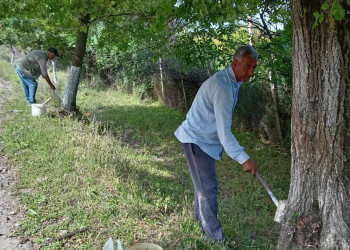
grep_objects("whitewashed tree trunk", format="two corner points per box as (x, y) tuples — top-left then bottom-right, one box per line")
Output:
(278, 1), (350, 249)
(159, 58), (164, 101)
(62, 14), (90, 111)
(63, 66), (82, 110)
(10, 45), (15, 64)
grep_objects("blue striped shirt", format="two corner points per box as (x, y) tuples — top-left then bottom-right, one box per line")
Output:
(174, 66), (250, 164)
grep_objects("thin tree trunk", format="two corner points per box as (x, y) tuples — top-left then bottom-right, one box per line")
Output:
(159, 58), (164, 101)
(63, 14), (90, 111)
(269, 71), (283, 144)
(10, 45), (15, 64)
(248, 16), (253, 46)
(181, 78), (187, 110)
(278, 1), (350, 249)
(206, 61), (211, 77)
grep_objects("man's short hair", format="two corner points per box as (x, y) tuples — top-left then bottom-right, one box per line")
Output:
(234, 45), (258, 60)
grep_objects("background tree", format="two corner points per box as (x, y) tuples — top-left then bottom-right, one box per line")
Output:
(0, 0), (178, 111)
(277, 0), (350, 248)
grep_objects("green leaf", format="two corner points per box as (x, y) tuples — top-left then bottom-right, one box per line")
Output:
(319, 13), (325, 23)
(321, 2), (329, 11)
(312, 20), (318, 29)
(80, 26), (87, 33)
(164, 3), (173, 13)
(313, 11), (320, 19)
(347, 0), (350, 5)
(332, 2), (345, 21)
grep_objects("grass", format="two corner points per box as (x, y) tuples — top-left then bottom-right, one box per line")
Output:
(0, 55), (290, 249)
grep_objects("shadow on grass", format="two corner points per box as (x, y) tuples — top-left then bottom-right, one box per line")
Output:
(80, 103), (290, 248)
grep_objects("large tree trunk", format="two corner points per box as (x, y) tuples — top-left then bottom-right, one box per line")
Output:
(63, 14), (90, 111)
(277, 1), (350, 249)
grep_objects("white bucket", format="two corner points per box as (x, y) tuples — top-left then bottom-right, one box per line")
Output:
(31, 104), (46, 116)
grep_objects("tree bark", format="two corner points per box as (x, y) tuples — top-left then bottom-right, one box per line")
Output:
(62, 66), (82, 110)
(278, 1), (350, 249)
(63, 14), (90, 111)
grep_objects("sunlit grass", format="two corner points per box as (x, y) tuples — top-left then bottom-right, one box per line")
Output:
(0, 59), (290, 249)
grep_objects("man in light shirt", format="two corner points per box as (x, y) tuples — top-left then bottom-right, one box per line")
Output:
(15, 48), (58, 105)
(174, 45), (258, 244)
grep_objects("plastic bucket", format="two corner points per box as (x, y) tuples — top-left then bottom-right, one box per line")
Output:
(128, 243), (163, 250)
(31, 104), (46, 116)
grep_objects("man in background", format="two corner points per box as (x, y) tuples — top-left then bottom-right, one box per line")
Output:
(15, 48), (58, 105)
(174, 45), (259, 246)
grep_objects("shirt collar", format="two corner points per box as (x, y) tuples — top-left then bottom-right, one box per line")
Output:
(228, 66), (242, 86)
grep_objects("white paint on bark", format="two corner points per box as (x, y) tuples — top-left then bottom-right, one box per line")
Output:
(63, 66), (82, 111)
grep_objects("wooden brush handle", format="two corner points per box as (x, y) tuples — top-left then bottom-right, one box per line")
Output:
(42, 97), (52, 105)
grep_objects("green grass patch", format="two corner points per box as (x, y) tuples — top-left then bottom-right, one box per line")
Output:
(0, 60), (290, 249)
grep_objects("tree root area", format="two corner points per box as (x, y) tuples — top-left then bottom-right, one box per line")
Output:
(278, 211), (321, 249)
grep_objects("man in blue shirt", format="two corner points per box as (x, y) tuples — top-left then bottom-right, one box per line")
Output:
(174, 45), (258, 243)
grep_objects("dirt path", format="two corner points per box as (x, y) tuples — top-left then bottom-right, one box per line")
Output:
(0, 79), (36, 249)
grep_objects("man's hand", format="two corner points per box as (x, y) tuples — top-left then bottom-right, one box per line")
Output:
(43, 76), (56, 90)
(242, 159), (258, 175)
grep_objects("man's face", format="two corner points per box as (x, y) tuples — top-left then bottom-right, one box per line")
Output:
(48, 51), (56, 60)
(232, 54), (257, 83)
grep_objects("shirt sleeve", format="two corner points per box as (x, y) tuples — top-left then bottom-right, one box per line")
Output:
(37, 59), (48, 77)
(212, 84), (250, 164)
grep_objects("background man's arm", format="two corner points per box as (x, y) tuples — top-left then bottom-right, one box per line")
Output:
(42, 75), (56, 90)
(38, 59), (55, 90)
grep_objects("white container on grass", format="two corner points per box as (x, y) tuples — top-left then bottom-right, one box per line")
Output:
(31, 104), (46, 116)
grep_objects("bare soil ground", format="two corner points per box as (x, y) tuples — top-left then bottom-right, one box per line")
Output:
(0, 79), (36, 249)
